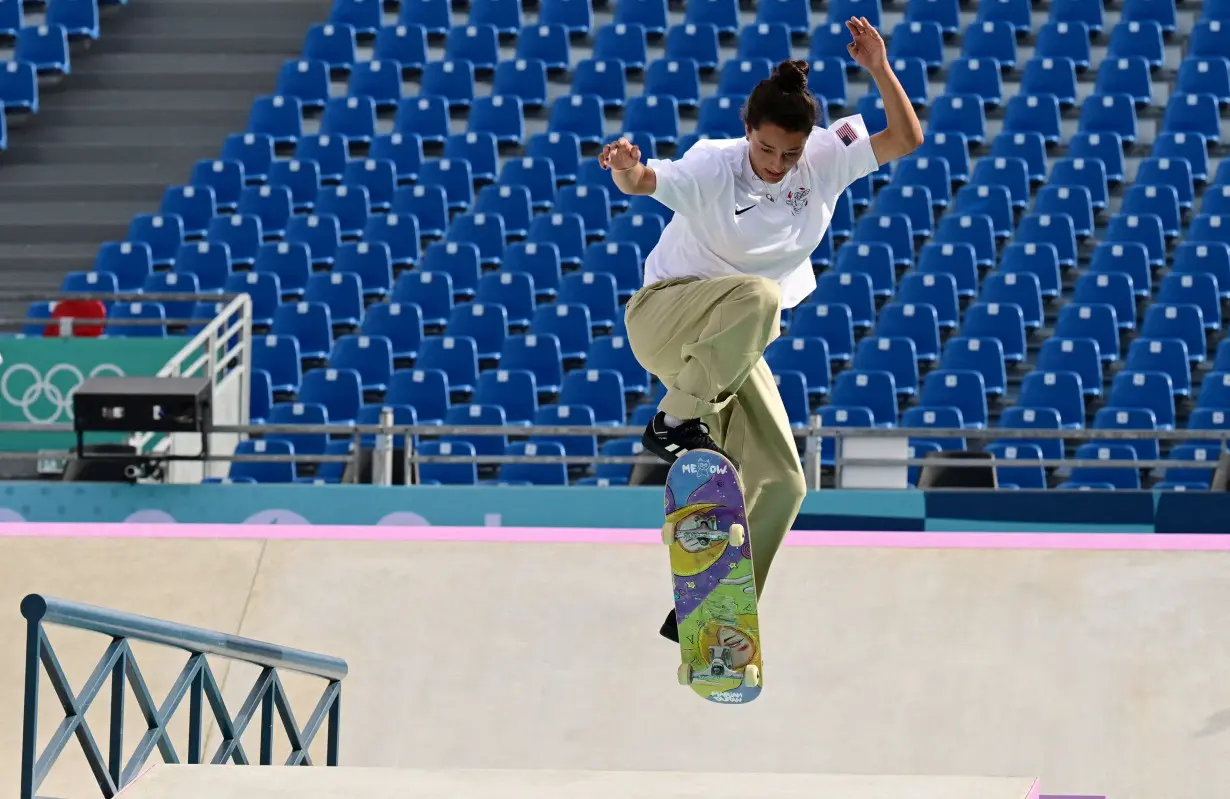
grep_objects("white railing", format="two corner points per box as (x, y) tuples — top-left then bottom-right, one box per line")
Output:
(130, 294), (252, 479)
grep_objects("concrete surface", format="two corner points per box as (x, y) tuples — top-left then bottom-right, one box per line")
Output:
(3, 533), (1228, 799)
(114, 764), (1041, 798)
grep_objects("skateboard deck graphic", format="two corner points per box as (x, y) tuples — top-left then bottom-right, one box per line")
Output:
(662, 449), (762, 704)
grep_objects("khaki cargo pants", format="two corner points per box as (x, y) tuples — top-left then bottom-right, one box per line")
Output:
(623, 274), (807, 596)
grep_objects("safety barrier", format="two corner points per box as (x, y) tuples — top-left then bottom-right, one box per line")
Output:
(19, 593), (346, 799)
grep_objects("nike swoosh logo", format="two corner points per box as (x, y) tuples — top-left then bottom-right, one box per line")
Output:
(735, 206), (755, 216)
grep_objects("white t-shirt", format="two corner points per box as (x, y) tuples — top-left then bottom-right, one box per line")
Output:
(641, 114), (881, 309)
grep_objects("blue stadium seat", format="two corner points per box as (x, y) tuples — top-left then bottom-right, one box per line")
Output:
(942, 336), (1007, 396)
(571, 57), (626, 108)
(1121, 184), (1180, 240)
(946, 57), (1003, 106)
(834, 242), (896, 300)
(335, 241), (392, 301)
(398, 0), (451, 34)
(963, 19), (1016, 68)
(1037, 337), (1103, 397)
(582, 242), (641, 301)
(360, 302), (422, 365)
(1095, 56), (1152, 106)
(1155, 133), (1210, 186)
(275, 59), (329, 108)
(935, 213), (996, 269)
(417, 441), (478, 485)
(470, 0), (522, 35)
(549, 94), (604, 146)
(1073, 271), (1136, 330)
(503, 241), (562, 302)
(255, 242), (311, 300)
(348, 59), (403, 110)
(190, 159), (243, 212)
(999, 242), (1060, 299)
(235, 186), (290, 242)
(16, 23), (69, 74)
(806, 55), (849, 107)
(1019, 370), (1085, 428)
(916, 242), (977, 298)
(831, 370), (899, 427)
(0, 58), (36, 113)
(172, 235), (232, 291)
(420, 59), (476, 109)
(1136, 157), (1195, 211)
(905, 0), (959, 34)
(1055, 303), (1120, 363)
(1016, 213), (1077, 271)
(386, 368), (449, 425)
(1034, 185), (1094, 240)
(229, 439), (295, 484)
(496, 441), (568, 486)
(1067, 444), (1140, 490)
(1158, 273), (1221, 331)
(1067, 133), (1125, 186)
(875, 302), (940, 362)
(1177, 57), (1230, 105)
(1036, 19), (1093, 67)
(1162, 444), (1220, 488)
(719, 57), (772, 97)
(1108, 371), (1176, 429)
(981, 272), (1042, 330)
(1092, 406), (1159, 461)
(1173, 242), (1230, 297)
(539, 0), (593, 36)
(962, 302), (1026, 363)
(586, 335), (649, 396)
(492, 58), (548, 109)
(448, 302), (509, 363)
(892, 156), (951, 209)
(1020, 56), (1078, 108)
(769, 336), (833, 398)
(1141, 304), (1207, 362)
(928, 94), (986, 144)
(304, 271), (363, 329)
(897, 272), (959, 331)
(789, 303), (854, 361)
(1190, 215), (1230, 250)
(374, 24), (428, 71)
(814, 272), (875, 329)
(531, 303), (592, 362)
(1090, 241), (1151, 298)
(1078, 93), (1138, 145)
(1125, 337), (1192, 397)
(696, 95), (745, 138)
(303, 23), (357, 70)
(416, 243), (477, 301)
(286, 214), (341, 268)
(987, 443), (1047, 489)
(502, 333), (564, 395)
(920, 369), (988, 428)
(500, 157), (558, 212)
(560, 369), (626, 426)
(475, 369), (539, 425)
(94, 241), (152, 292)
(531, 404), (598, 464)
(160, 185), (216, 239)
(518, 23), (571, 71)
(996, 406), (1063, 461)
(559, 271), (619, 331)
(272, 301), (333, 361)
(1107, 19), (1164, 70)
(901, 405), (967, 452)
(267, 159), (321, 213)
(144, 272), (200, 327)
(953, 184), (1012, 240)
(476, 272), (535, 330)
(126, 213), (184, 268)
(815, 406), (875, 466)
(299, 367), (362, 425)
(419, 335), (480, 395)
(397, 96), (451, 145)
(1003, 93), (1062, 146)
(313, 186), (369, 239)
(444, 23), (499, 71)
(1105, 213), (1166, 268)
(329, 334), (393, 394)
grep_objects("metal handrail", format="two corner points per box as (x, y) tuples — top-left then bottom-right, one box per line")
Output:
(20, 594), (346, 799)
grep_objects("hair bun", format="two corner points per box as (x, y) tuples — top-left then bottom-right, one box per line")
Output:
(771, 60), (810, 93)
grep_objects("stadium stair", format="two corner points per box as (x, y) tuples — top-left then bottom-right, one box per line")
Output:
(0, 0), (332, 320)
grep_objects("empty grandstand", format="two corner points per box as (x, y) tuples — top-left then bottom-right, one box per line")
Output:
(5, 0), (1230, 490)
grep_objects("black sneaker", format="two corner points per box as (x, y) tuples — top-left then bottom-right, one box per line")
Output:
(660, 608), (679, 643)
(642, 412), (738, 469)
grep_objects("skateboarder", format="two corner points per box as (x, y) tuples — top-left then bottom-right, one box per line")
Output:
(598, 18), (923, 642)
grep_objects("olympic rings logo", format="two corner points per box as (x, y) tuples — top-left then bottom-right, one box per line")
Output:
(0, 363), (124, 424)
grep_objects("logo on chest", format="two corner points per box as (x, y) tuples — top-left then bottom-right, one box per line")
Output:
(785, 187), (810, 216)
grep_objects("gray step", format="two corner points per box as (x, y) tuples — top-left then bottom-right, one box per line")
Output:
(0, 244), (101, 276)
(61, 52), (289, 77)
(101, 33), (308, 55)
(0, 201), (152, 226)
(2, 143), (220, 165)
(20, 126), (237, 147)
(58, 89), (268, 109)
(34, 105), (251, 127)
(0, 219), (133, 245)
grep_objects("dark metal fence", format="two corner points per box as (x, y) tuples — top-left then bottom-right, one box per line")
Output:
(20, 594), (347, 799)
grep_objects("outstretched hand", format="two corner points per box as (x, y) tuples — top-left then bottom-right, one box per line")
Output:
(599, 137), (642, 172)
(846, 16), (888, 72)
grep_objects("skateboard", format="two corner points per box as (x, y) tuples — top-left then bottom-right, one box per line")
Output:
(662, 449), (763, 704)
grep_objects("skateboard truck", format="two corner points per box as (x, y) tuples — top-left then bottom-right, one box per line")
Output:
(678, 646), (762, 688)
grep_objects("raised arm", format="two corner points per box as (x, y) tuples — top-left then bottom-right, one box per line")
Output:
(845, 16), (924, 164)
(599, 138), (657, 195)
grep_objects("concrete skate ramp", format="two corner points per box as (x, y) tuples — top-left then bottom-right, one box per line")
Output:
(117, 764), (1041, 799)
(2, 528), (1229, 799)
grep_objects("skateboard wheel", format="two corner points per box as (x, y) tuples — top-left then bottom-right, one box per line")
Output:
(728, 524), (745, 547)
(661, 523), (675, 546)
(743, 664), (761, 688)
(677, 663), (693, 685)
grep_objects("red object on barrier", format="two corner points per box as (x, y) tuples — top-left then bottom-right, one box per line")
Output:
(43, 299), (107, 338)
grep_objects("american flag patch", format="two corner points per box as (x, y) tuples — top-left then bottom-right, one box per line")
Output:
(836, 122), (858, 146)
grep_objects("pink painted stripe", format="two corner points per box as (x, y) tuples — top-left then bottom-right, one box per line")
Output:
(1, 522), (1229, 551)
